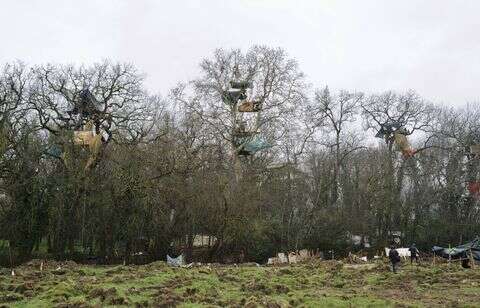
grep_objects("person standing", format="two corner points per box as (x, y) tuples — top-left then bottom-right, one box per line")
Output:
(388, 245), (401, 273)
(409, 243), (420, 265)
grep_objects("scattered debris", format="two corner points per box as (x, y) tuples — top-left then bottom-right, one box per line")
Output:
(267, 249), (317, 265)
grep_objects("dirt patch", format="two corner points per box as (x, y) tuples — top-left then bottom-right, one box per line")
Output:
(87, 287), (118, 302)
(153, 290), (183, 307)
(241, 280), (272, 295)
(344, 263), (377, 270)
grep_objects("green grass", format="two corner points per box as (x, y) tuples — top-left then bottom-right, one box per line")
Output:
(1, 259), (480, 307)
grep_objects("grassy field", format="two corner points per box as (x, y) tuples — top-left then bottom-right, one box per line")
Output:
(0, 259), (479, 307)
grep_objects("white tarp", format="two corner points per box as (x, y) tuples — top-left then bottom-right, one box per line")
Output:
(385, 247), (410, 259)
(288, 252), (298, 264)
(268, 249), (315, 265)
(167, 254), (184, 267)
(298, 249), (310, 260)
(277, 252), (288, 263)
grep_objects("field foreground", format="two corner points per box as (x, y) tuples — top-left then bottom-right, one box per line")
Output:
(0, 259), (479, 307)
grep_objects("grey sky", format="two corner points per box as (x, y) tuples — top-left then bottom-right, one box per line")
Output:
(1, 0), (479, 105)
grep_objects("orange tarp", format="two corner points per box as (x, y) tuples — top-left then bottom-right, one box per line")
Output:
(468, 182), (480, 199)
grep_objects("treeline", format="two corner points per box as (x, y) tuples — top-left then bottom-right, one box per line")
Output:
(0, 46), (479, 264)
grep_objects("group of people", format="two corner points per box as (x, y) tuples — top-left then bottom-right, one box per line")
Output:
(388, 244), (420, 273)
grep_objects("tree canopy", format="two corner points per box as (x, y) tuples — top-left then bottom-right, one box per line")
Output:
(0, 47), (479, 264)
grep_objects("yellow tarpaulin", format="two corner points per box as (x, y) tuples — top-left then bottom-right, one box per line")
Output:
(394, 133), (411, 152)
(85, 134), (102, 170)
(238, 101), (260, 112)
(73, 131), (95, 146)
(394, 132), (415, 158)
(72, 121), (103, 170)
(470, 145), (480, 155)
(89, 134), (102, 155)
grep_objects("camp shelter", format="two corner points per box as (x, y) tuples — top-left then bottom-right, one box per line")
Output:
(234, 129), (257, 138)
(84, 134), (102, 170)
(468, 182), (480, 199)
(470, 144), (480, 156)
(375, 122), (402, 139)
(230, 80), (252, 89)
(236, 136), (271, 155)
(73, 130), (95, 146)
(47, 145), (63, 158)
(192, 235), (217, 248)
(432, 237), (480, 262)
(223, 88), (246, 104)
(238, 101), (261, 112)
(393, 132), (415, 158)
(71, 89), (101, 117)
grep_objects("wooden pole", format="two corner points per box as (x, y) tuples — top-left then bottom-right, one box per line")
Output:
(8, 242), (14, 276)
(448, 244), (451, 267)
(469, 249), (475, 269)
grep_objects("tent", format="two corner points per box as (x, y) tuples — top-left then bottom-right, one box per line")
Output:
(432, 237), (480, 262)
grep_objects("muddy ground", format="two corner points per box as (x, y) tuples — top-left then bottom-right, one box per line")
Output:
(0, 259), (479, 307)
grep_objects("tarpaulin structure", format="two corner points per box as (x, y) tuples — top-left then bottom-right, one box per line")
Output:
(230, 80), (252, 89)
(394, 132), (416, 158)
(47, 145), (63, 158)
(167, 254), (185, 267)
(73, 130), (95, 146)
(238, 101), (261, 112)
(470, 145), (480, 156)
(223, 89), (246, 104)
(375, 122), (416, 159)
(432, 237), (480, 262)
(71, 121), (103, 170)
(468, 182), (480, 199)
(237, 136), (271, 155)
(375, 122), (401, 139)
(71, 89), (101, 118)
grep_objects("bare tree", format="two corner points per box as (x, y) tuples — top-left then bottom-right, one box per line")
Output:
(173, 46), (308, 182)
(310, 86), (364, 207)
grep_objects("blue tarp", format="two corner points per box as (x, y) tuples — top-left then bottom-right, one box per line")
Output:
(243, 137), (271, 154)
(47, 145), (62, 158)
(236, 135), (271, 155)
(432, 237), (480, 261)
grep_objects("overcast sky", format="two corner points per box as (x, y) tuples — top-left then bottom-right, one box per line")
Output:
(1, 0), (479, 106)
